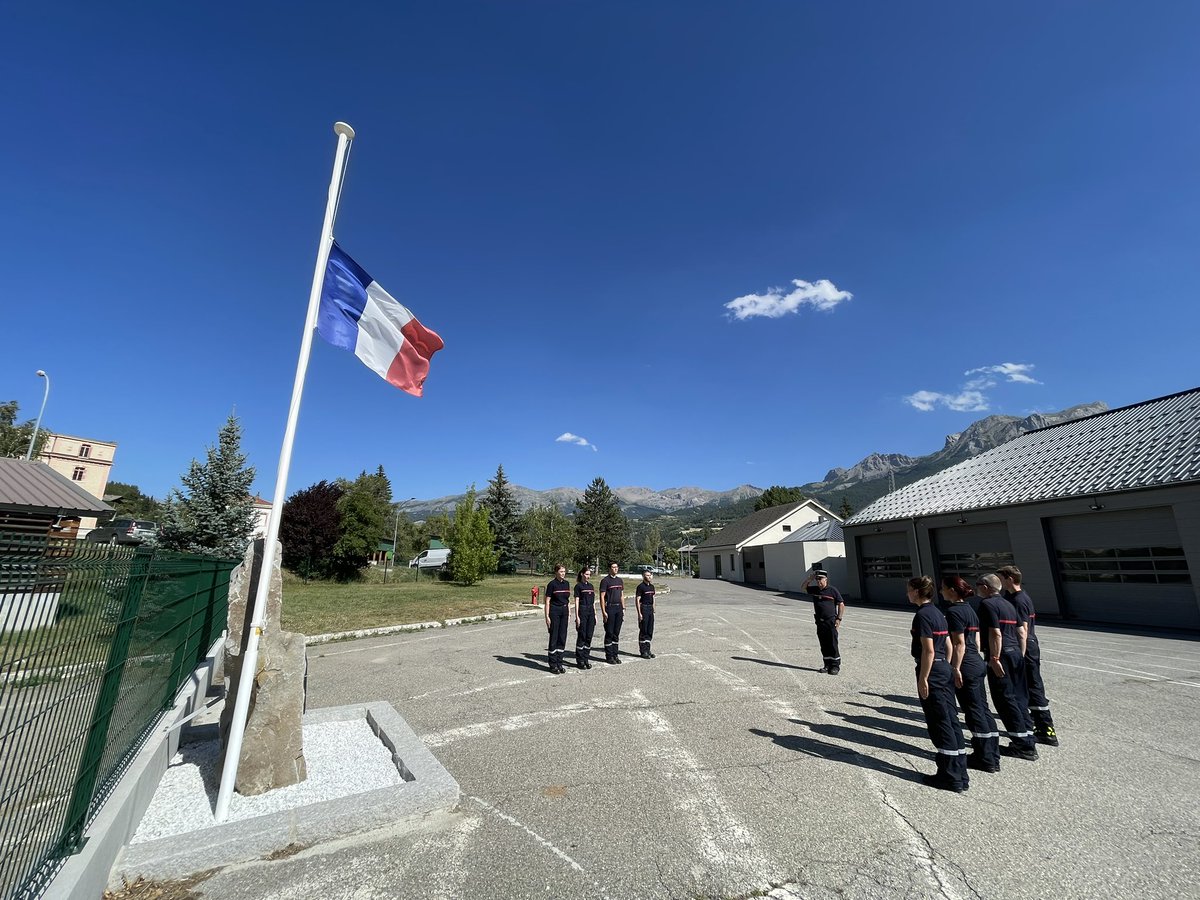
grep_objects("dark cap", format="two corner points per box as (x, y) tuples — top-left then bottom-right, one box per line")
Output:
(814, 570), (829, 578)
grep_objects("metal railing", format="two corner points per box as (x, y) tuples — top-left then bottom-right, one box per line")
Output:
(0, 532), (237, 900)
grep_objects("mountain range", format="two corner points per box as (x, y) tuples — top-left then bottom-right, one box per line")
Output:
(402, 401), (1108, 522)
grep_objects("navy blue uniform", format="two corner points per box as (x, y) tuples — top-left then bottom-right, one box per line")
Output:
(545, 578), (571, 672)
(945, 602), (1000, 770)
(978, 594), (1037, 755)
(600, 574), (624, 663)
(1008, 588), (1057, 744)
(636, 580), (656, 658)
(574, 581), (596, 668)
(806, 583), (843, 673)
(911, 603), (969, 791)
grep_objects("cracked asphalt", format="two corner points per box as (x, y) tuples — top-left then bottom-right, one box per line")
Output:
(185, 578), (1200, 900)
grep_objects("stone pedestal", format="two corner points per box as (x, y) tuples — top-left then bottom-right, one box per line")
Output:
(219, 539), (307, 795)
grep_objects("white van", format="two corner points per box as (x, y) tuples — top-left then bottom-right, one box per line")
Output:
(409, 548), (450, 570)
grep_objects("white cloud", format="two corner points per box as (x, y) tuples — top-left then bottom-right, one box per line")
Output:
(904, 390), (989, 412)
(724, 278), (852, 320)
(964, 362), (1041, 385)
(556, 432), (597, 452)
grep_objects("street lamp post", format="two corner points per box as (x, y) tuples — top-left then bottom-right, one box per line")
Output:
(384, 497), (417, 584)
(24, 370), (50, 460)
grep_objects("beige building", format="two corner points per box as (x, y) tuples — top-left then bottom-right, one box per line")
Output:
(251, 496), (273, 538)
(697, 499), (842, 584)
(38, 433), (117, 533)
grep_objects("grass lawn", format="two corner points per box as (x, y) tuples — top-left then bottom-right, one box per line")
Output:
(280, 570), (541, 636)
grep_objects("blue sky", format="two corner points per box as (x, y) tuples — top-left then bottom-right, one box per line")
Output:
(3, 3), (1198, 503)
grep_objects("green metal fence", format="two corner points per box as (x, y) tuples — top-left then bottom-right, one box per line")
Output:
(0, 532), (237, 900)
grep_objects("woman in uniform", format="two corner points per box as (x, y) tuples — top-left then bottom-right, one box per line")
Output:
(574, 566), (596, 669)
(544, 564), (571, 674)
(940, 576), (1001, 774)
(908, 575), (969, 792)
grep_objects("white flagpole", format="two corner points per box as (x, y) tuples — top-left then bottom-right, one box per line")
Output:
(214, 121), (356, 823)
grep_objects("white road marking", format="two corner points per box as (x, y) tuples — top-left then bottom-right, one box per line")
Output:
(1041, 658), (1200, 688)
(448, 678), (532, 698)
(1041, 645), (1200, 677)
(422, 692), (644, 747)
(421, 814), (481, 900)
(677, 652), (798, 719)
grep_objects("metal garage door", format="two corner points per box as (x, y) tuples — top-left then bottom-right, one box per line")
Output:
(931, 523), (1014, 584)
(858, 531), (913, 606)
(1049, 507), (1198, 628)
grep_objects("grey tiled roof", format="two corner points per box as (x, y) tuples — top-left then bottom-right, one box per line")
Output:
(696, 501), (810, 550)
(844, 387), (1200, 526)
(779, 520), (844, 543)
(0, 459), (114, 517)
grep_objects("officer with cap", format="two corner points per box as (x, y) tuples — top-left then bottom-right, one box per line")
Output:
(802, 566), (845, 674)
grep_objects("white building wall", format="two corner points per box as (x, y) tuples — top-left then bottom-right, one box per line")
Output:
(698, 547), (743, 581)
(763, 541), (848, 593)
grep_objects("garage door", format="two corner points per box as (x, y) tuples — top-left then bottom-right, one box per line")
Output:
(1049, 507), (1198, 628)
(743, 546), (766, 584)
(931, 523), (1014, 584)
(858, 531), (913, 606)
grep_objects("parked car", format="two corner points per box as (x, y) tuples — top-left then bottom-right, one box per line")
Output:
(86, 518), (159, 545)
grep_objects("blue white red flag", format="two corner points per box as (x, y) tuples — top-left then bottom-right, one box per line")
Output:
(317, 242), (444, 397)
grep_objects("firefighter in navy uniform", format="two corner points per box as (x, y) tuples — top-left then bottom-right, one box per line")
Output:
(599, 562), (625, 664)
(544, 565), (572, 674)
(998, 565), (1059, 747)
(976, 574), (1038, 760)
(940, 576), (1001, 773)
(802, 568), (844, 674)
(636, 569), (657, 658)
(574, 567), (596, 670)
(907, 576), (970, 793)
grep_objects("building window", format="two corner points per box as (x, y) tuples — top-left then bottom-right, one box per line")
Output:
(861, 555), (913, 579)
(78, 443), (92, 458)
(782, 525), (792, 532)
(72, 467), (86, 481)
(937, 552), (1015, 581)
(1057, 546), (1191, 585)
(730, 554), (735, 571)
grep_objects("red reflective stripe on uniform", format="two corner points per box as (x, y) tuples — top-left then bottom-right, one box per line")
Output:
(932, 630), (948, 635)
(999, 619), (1017, 625)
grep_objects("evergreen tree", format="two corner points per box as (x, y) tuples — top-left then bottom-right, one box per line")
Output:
(329, 471), (391, 580)
(754, 485), (807, 511)
(480, 464), (520, 572)
(106, 481), (164, 522)
(519, 504), (575, 574)
(160, 414), (256, 558)
(447, 486), (498, 585)
(279, 480), (344, 580)
(573, 477), (631, 570)
(837, 497), (854, 520)
(0, 400), (51, 459)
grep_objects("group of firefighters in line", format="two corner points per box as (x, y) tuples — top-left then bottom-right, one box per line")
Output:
(542, 560), (1059, 794)
(804, 564), (1059, 793)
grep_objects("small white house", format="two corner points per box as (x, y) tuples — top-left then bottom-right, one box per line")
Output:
(697, 499), (841, 584)
(762, 519), (847, 592)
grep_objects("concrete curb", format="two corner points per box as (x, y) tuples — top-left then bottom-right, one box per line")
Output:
(305, 607), (544, 645)
(111, 701), (460, 886)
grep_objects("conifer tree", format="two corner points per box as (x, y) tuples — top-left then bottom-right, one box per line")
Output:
(447, 486), (498, 585)
(160, 414), (256, 558)
(480, 464), (520, 571)
(573, 476), (631, 570)
(837, 497), (854, 520)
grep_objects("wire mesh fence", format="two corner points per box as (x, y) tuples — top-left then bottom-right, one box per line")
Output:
(0, 532), (236, 900)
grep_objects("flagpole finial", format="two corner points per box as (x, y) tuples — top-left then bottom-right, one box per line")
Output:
(334, 121), (356, 139)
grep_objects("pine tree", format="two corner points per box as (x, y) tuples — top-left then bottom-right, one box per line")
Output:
(160, 414), (256, 558)
(754, 485), (807, 511)
(447, 486), (498, 585)
(573, 477), (631, 570)
(837, 497), (854, 520)
(480, 464), (520, 572)
(279, 480), (344, 580)
(106, 481), (164, 522)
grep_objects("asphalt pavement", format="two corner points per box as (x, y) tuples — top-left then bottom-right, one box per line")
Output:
(184, 578), (1200, 900)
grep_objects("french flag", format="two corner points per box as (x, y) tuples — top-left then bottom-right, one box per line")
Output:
(316, 242), (444, 397)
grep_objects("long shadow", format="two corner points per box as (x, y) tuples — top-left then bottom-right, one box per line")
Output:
(844, 700), (927, 723)
(858, 691), (922, 708)
(749, 727), (924, 786)
(790, 719), (929, 759)
(494, 654), (550, 672)
(730, 655), (814, 672)
(825, 710), (930, 741)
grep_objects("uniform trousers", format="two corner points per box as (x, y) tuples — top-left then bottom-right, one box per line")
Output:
(919, 661), (969, 788)
(575, 608), (595, 667)
(985, 648), (1036, 751)
(638, 605), (655, 655)
(815, 616), (841, 671)
(603, 605), (623, 660)
(547, 605), (569, 668)
(1025, 650), (1056, 734)
(955, 659), (1000, 767)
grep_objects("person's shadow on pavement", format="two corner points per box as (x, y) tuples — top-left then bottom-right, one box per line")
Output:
(729, 656), (816, 672)
(749, 727), (924, 785)
(789, 719), (929, 760)
(493, 654), (551, 671)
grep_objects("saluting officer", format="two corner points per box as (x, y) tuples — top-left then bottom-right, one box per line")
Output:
(940, 576), (1001, 774)
(802, 567), (845, 674)
(976, 574), (1038, 760)
(908, 576), (970, 793)
(636, 569), (657, 659)
(544, 564), (572, 674)
(600, 562), (625, 664)
(998, 565), (1059, 747)
(574, 567), (596, 670)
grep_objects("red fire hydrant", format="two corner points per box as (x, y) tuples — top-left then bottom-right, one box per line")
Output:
(531, 586), (540, 605)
